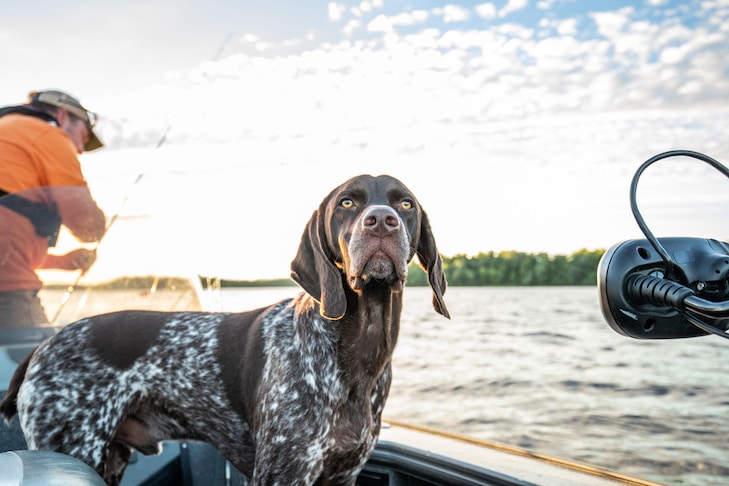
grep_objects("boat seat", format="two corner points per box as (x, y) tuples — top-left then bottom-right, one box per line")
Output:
(0, 328), (57, 454)
(0, 326), (58, 362)
(0, 450), (105, 485)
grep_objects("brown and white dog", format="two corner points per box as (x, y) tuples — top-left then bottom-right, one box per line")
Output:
(1, 174), (449, 485)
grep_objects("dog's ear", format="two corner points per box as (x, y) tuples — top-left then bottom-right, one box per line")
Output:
(415, 209), (450, 319)
(291, 207), (347, 321)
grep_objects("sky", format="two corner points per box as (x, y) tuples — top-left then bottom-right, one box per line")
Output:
(2, 0), (729, 280)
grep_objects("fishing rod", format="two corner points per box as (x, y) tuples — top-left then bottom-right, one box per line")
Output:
(50, 35), (233, 324)
(50, 125), (170, 323)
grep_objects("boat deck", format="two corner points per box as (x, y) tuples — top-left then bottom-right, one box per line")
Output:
(377, 420), (663, 486)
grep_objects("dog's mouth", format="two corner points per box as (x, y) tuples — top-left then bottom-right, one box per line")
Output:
(348, 249), (406, 293)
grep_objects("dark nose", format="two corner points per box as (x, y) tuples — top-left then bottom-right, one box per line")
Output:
(362, 206), (400, 235)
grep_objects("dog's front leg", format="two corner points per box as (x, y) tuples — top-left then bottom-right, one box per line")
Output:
(104, 442), (133, 486)
(251, 442), (326, 486)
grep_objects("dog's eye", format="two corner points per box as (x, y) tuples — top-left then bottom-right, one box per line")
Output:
(401, 200), (413, 210)
(340, 198), (354, 209)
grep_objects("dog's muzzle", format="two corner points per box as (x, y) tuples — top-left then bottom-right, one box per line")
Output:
(347, 205), (410, 291)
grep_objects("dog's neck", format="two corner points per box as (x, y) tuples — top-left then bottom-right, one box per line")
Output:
(338, 282), (402, 381)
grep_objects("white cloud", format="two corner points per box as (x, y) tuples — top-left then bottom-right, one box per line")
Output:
(328, 2), (346, 22)
(557, 18), (578, 36)
(411, 10), (430, 23)
(367, 14), (394, 33)
(538, 17), (578, 36)
(440, 4), (471, 23)
(343, 19), (361, 36)
(98, 0), (727, 157)
(241, 33), (258, 43)
(590, 7), (634, 38)
(350, 0), (385, 18)
(124, 11), (721, 151)
(499, 0), (529, 18)
(660, 45), (688, 64)
(493, 22), (534, 39)
(701, 0), (729, 13)
(357, 0), (383, 14)
(475, 3), (497, 20)
(367, 11), (429, 33)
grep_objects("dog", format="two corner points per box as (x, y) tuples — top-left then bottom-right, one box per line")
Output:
(1, 174), (449, 485)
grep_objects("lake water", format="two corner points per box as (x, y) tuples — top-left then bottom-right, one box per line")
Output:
(217, 286), (729, 486)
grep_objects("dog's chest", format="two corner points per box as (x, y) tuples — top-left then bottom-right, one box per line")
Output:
(260, 301), (344, 408)
(256, 298), (389, 451)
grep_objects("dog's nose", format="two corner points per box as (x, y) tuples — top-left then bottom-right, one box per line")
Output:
(362, 206), (400, 235)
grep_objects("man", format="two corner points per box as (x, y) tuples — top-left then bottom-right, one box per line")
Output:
(0, 90), (107, 329)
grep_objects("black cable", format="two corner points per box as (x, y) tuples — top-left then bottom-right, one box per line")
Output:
(629, 150), (729, 339)
(630, 150), (729, 279)
(627, 274), (729, 338)
(684, 311), (729, 341)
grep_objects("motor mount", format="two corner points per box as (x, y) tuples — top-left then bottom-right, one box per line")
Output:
(598, 237), (729, 339)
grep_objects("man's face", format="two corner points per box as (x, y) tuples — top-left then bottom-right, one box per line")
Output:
(58, 109), (90, 153)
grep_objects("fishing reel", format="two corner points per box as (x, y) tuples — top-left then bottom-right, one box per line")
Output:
(598, 150), (729, 340)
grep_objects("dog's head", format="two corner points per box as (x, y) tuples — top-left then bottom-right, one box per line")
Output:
(291, 174), (449, 320)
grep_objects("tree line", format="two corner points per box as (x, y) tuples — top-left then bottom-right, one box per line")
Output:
(200, 248), (607, 288)
(406, 249), (606, 286)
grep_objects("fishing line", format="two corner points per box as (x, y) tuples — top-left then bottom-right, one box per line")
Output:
(50, 128), (167, 324)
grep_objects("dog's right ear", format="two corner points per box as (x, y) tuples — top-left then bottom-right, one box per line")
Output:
(291, 208), (347, 321)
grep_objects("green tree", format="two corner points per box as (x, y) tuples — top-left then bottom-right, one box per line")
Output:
(406, 249), (606, 286)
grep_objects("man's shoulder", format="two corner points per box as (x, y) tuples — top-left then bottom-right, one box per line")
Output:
(0, 112), (58, 137)
(1, 112), (73, 150)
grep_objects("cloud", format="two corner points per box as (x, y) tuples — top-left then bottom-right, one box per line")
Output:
(556, 18), (578, 36)
(435, 4), (471, 23)
(98, 0), (728, 148)
(343, 19), (362, 36)
(499, 0), (529, 17)
(364, 0), (384, 9)
(351, 0), (383, 16)
(367, 10), (429, 32)
(590, 7), (634, 39)
(475, 2), (497, 20)
(91, 0), (729, 213)
(328, 2), (346, 21)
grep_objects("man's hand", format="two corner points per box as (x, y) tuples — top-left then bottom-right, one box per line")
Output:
(42, 248), (97, 273)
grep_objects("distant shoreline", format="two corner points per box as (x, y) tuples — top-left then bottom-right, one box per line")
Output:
(44, 249), (606, 290)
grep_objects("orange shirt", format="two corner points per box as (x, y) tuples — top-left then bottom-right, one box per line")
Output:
(0, 113), (105, 291)
(0, 113), (87, 189)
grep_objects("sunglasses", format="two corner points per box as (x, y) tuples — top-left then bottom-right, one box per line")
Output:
(70, 110), (98, 129)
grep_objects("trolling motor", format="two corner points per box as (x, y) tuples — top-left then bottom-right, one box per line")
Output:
(598, 150), (729, 340)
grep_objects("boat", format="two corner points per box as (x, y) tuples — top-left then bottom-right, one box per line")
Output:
(0, 272), (662, 486)
(1, 329), (663, 485)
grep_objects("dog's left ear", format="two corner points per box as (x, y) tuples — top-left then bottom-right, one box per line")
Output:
(291, 207), (347, 321)
(415, 209), (450, 319)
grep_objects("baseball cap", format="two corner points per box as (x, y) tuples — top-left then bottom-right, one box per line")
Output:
(29, 90), (104, 151)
